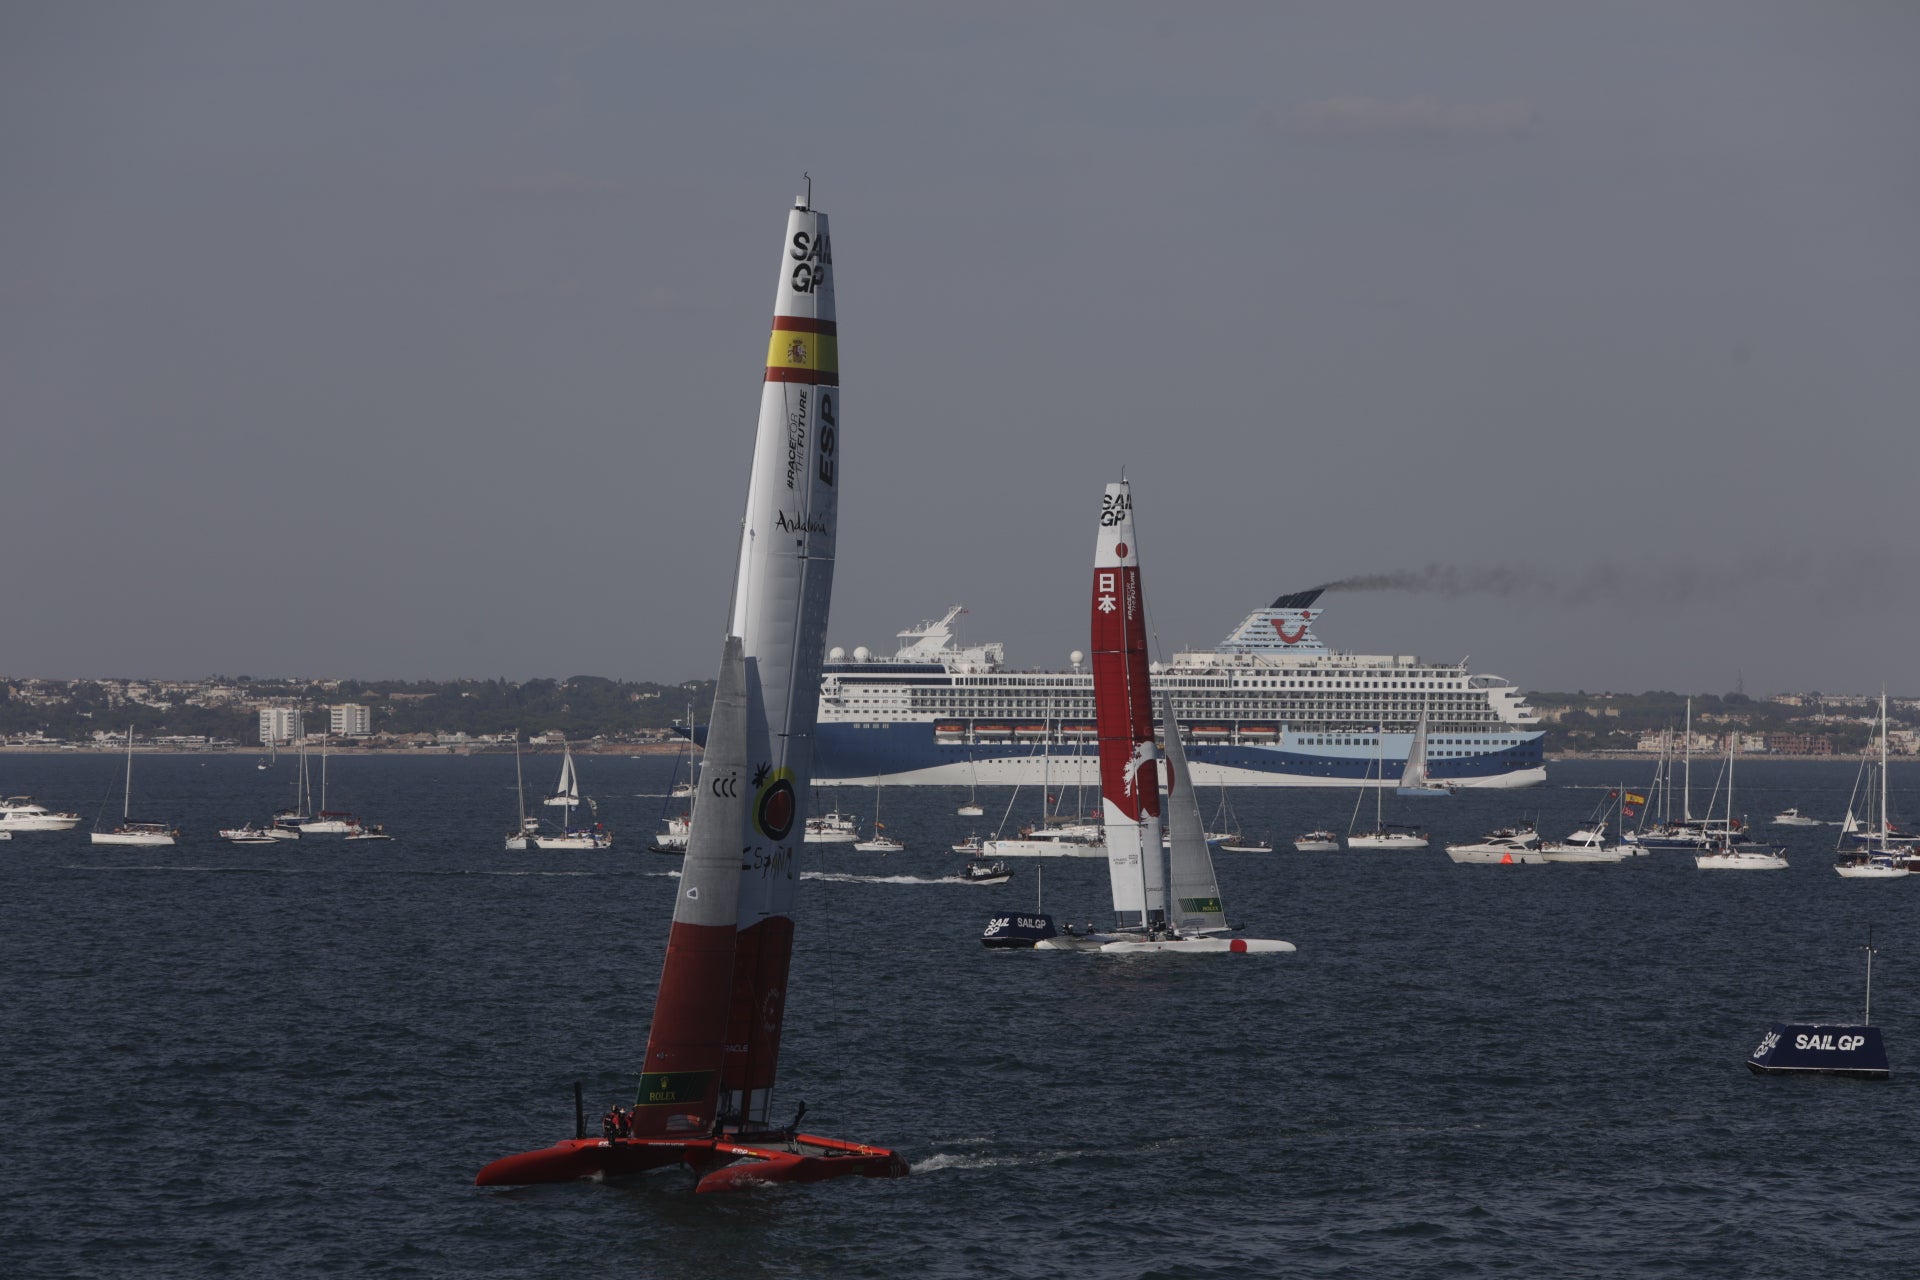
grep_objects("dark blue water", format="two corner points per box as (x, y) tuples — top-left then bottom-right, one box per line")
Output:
(5, 752), (1919, 1277)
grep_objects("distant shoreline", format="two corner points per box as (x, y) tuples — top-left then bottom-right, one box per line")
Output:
(0, 742), (691, 757)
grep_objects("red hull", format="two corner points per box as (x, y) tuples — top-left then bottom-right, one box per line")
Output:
(474, 1132), (908, 1193)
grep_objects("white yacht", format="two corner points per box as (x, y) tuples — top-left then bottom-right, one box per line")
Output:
(0, 797), (83, 833)
(1446, 823), (1547, 864)
(1695, 739), (1787, 871)
(803, 810), (860, 844)
(1772, 808), (1821, 827)
(1292, 831), (1341, 852)
(649, 812), (691, 855)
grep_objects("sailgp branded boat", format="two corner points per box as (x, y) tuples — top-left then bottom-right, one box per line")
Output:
(997, 479), (1291, 955)
(477, 185), (904, 1191)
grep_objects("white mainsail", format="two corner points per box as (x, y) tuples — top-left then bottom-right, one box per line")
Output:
(1400, 710), (1431, 790)
(1159, 688), (1228, 936)
(545, 742), (579, 808)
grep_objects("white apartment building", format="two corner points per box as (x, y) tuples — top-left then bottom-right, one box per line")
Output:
(259, 707), (305, 745)
(330, 703), (372, 737)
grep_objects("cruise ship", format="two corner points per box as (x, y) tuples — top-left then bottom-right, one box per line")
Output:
(811, 593), (1546, 788)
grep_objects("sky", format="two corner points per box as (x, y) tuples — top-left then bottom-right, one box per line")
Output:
(5, 2), (1917, 694)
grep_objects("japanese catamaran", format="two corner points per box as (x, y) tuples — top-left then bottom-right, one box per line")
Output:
(477, 186), (905, 1190)
(1018, 480), (1292, 954)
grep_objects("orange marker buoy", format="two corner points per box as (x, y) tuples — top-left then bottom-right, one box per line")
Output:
(1501, 852), (1513, 864)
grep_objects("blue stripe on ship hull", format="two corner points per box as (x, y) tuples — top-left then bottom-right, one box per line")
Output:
(809, 723), (1544, 784)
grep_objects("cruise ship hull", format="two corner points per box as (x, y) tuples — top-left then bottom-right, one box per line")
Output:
(811, 724), (1544, 789)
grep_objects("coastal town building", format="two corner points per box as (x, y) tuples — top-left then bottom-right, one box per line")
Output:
(259, 707), (304, 745)
(330, 703), (372, 737)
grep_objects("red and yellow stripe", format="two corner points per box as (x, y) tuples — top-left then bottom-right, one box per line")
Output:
(765, 316), (838, 386)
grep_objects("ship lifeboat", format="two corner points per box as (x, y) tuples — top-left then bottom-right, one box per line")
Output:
(1060, 723), (1097, 737)
(934, 723), (964, 742)
(975, 724), (1013, 740)
(1192, 726), (1230, 738)
(1240, 725), (1279, 738)
(1015, 725), (1048, 738)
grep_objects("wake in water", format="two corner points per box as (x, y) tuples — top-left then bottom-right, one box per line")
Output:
(802, 871), (985, 886)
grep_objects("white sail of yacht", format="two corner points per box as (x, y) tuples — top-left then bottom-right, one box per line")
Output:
(1396, 708), (1452, 797)
(544, 740), (580, 809)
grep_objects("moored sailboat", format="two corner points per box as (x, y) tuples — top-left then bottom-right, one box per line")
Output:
(1836, 693), (1909, 879)
(90, 728), (180, 846)
(477, 186), (902, 1190)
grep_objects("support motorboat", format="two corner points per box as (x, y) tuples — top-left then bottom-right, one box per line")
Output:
(1446, 823), (1547, 864)
(0, 797), (83, 833)
(1292, 831), (1340, 852)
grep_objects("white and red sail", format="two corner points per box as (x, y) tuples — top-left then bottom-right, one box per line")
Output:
(629, 637), (748, 1137)
(1091, 479), (1166, 929)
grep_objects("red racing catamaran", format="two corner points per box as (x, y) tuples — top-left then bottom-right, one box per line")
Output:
(476, 184), (907, 1191)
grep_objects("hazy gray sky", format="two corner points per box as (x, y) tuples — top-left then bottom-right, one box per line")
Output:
(6, 2), (1916, 694)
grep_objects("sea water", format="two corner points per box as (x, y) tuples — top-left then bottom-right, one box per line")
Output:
(4, 753), (1919, 1277)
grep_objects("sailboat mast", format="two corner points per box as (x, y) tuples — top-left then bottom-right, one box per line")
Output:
(1879, 691), (1890, 848)
(122, 726), (133, 820)
(1683, 698), (1693, 822)
(515, 731), (526, 829)
(718, 186), (842, 1128)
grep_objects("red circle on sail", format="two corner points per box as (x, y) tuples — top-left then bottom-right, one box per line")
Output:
(757, 780), (796, 840)
(1115, 543), (1128, 557)
(1230, 938), (1248, 953)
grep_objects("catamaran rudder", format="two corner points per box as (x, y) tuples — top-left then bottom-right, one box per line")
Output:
(476, 187), (903, 1191)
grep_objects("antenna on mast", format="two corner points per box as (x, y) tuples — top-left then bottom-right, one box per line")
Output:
(1865, 925), (1877, 1026)
(798, 172), (812, 210)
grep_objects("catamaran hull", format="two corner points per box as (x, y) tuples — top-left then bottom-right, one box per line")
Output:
(473, 1134), (908, 1192)
(1098, 936), (1295, 954)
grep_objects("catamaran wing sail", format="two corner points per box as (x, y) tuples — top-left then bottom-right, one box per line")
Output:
(722, 189), (841, 1128)
(475, 189), (903, 1190)
(632, 637), (749, 1137)
(1092, 479), (1165, 929)
(1159, 687), (1228, 936)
